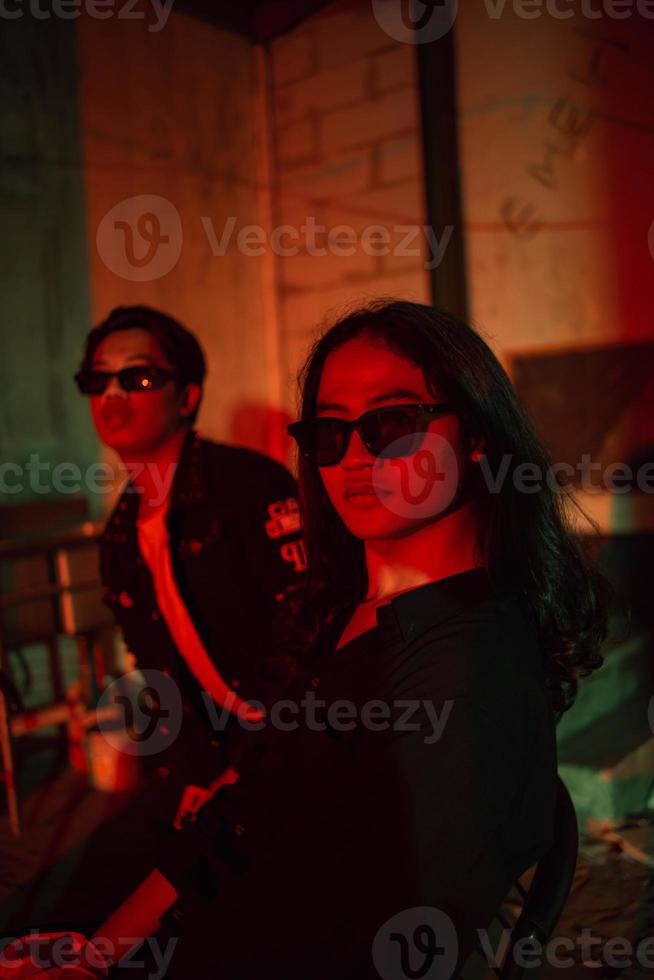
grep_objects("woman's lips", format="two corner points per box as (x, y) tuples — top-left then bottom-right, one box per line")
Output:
(343, 485), (392, 505)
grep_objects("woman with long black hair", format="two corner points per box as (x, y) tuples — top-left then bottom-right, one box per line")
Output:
(291, 299), (607, 719)
(2, 300), (609, 979)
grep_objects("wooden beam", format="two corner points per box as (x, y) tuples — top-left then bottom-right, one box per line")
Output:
(416, 29), (469, 320)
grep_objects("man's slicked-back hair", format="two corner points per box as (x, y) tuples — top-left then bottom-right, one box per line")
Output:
(80, 305), (206, 424)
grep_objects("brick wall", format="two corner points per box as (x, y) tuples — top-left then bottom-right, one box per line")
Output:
(72, 1), (431, 467)
(455, 7), (654, 355)
(268, 0), (430, 414)
(76, 8), (278, 457)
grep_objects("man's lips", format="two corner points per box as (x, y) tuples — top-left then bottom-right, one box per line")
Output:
(99, 401), (132, 427)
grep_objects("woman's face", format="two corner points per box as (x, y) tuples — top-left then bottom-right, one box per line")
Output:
(315, 335), (471, 541)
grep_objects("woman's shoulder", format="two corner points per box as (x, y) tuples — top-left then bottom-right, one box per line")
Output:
(387, 581), (547, 708)
(383, 569), (537, 655)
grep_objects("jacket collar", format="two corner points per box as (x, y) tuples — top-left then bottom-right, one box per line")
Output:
(107, 429), (209, 530)
(375, 567), (496, 642)
(169, 429), (210, 509)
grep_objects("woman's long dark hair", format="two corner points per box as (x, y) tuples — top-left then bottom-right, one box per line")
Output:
(289, 298), (610, 715)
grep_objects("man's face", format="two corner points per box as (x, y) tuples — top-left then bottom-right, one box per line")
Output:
(89, 328), (191, 457)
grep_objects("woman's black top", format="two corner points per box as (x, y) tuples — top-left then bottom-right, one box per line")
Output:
(158, 568), (558, 980)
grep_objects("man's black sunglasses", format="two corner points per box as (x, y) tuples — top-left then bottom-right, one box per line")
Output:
(74, 365), (177, 396)
(287, 403), (454, 467)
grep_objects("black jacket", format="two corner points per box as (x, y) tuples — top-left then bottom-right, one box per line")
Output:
(100, 431), (305, 730)
(160, 568), (558, 979)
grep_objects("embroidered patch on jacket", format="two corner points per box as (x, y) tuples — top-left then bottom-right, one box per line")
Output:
(265, 498), (301, 539)
(280, 538), (307, 572)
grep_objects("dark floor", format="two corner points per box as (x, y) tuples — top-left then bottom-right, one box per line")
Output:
(1, 739), (653, 980)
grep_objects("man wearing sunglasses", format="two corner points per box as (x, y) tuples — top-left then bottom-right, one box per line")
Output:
(72, 305), (304, 908)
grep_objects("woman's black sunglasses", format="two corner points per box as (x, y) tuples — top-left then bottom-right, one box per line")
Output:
(288, 403), (454, 467)
(74, 365), (176, 396)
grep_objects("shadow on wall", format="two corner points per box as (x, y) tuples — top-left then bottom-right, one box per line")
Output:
(229, 403), (296, 471)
